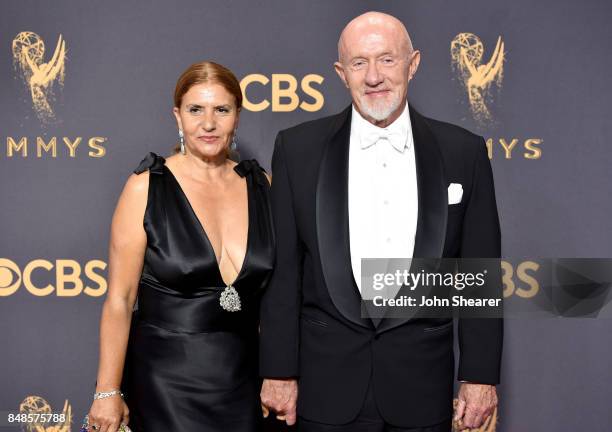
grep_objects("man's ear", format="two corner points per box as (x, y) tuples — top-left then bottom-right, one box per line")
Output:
(334, 62), (349, 89)
(408, 50), (421, 82)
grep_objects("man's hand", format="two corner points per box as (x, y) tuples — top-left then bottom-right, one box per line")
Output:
(260, 378), (298, 426)
(453, 382), (498, 430)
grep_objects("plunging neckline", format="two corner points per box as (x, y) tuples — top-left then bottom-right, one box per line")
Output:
(163, 164), (252, 288)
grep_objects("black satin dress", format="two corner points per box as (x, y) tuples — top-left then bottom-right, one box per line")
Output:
(122, 152), (274, 431)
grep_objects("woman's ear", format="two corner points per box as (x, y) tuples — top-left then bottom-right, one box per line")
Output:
(234, 107), (241, 130)
(172, 107), (183, 131)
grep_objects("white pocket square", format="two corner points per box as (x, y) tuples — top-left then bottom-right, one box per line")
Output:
(448, 183), (463, 205)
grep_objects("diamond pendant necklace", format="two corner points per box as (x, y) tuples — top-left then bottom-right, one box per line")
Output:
(220, 284), (241, 312)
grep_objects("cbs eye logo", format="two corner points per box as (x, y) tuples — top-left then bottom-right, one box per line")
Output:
(0, 258), (106, 297)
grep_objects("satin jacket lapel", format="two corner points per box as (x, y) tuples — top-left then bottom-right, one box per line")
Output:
(316, 106), (373, 329)
(376, 105), (448, 333)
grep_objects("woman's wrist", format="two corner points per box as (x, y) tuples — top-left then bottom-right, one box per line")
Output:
(93, 389), (124, 400)
(95, 377), (121, 393)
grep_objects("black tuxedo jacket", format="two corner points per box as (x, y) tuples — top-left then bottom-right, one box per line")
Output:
(260, 105), (503, 428)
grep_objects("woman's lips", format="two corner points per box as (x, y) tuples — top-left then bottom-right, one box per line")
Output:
(197, 135), (219, 143)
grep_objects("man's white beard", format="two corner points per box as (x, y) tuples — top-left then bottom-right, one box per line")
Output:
(359, 91), (401, 122)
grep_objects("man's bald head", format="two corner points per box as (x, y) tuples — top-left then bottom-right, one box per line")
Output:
(338, 11), (414, 64)
(333, 11), (420, 127)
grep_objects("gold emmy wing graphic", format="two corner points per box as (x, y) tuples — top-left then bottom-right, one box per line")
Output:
(450, 33), (505, 125)
(452, 398), (498, 432)
(18, 396), (72, 431)
(12, 32), (66, 123)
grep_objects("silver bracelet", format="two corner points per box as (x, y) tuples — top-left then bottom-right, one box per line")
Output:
(93, 390), (124, 400)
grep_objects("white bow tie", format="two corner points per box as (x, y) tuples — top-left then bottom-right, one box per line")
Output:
(360, 128), (407, 153)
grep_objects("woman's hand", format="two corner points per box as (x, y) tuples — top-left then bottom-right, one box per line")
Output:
(87, 395), (129, 432)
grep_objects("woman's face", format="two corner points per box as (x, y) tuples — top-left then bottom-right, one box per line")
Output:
(173, 82), (239, 159)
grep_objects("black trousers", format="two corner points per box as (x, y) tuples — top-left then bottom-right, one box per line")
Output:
(298, 375), (452, 432)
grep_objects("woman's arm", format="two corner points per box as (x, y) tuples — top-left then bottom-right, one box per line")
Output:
(88, 172), (149, 431)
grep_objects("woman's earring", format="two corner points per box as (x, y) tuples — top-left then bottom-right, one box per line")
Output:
(230, 129), (237, 151)
(179, 130), (185, 155)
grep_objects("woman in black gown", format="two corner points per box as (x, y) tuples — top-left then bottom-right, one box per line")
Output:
(87, 61), (274, 432)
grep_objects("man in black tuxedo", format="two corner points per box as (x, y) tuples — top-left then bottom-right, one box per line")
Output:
(260, 11), (502, 432)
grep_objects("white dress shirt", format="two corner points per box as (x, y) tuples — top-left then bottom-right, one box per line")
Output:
(348, 103), (419, 294)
